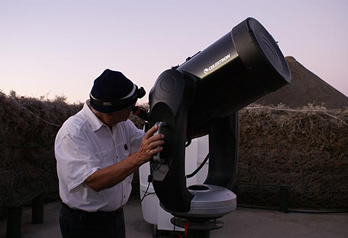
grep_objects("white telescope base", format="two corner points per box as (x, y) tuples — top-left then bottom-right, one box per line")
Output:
(172, 184), (237, 219)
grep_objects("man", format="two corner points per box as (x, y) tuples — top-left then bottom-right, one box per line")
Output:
(55, 69), (164, 238)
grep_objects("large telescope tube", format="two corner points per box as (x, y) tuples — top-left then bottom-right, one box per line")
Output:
(179, 17), (291, 138)
(148, 17), (291, 217)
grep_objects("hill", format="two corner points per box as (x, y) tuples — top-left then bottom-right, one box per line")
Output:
(255, 56), (348, 109)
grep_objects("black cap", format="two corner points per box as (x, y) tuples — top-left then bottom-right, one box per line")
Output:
(89, 69), (145, 113)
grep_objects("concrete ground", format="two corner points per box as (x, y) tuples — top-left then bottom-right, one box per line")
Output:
(0, 199), (347, 238)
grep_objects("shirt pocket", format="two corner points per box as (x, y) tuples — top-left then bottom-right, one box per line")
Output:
(116, 142), (133, 183)
(93, 147), (117, 168)
(116, 142), (131, 161)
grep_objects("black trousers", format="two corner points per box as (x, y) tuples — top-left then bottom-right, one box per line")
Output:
(59, 203), (126, 238)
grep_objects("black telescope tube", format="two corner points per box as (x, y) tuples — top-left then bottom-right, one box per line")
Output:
(178, 17), (291, 138)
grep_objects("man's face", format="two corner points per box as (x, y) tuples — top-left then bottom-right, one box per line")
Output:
(104, 104), (135, 126)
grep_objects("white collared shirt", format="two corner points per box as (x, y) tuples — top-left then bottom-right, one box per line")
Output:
(55, 103), (144, 212)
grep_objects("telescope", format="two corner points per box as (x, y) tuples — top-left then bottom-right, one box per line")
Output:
(147, 17), (291, 236)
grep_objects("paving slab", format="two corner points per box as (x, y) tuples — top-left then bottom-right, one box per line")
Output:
(0, 199), (347, 238)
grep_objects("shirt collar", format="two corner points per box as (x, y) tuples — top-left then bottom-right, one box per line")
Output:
(83, 101), (104, 132)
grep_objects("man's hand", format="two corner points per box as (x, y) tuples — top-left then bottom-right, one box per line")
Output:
(86, 124), (164, 192)
(135, 124), (164, 164)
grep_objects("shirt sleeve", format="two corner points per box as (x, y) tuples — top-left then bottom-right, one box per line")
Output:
(55, 133), (100, 192)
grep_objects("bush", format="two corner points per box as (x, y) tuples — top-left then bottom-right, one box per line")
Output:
(237, 104), (348, 209)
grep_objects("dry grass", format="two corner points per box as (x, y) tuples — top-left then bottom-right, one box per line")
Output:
(0, 91), (82, 216)
(237, 104), (348, 209)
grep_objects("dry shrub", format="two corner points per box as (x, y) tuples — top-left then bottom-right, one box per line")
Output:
(237, 104), (348, 209)
(0, 91), (82, 216)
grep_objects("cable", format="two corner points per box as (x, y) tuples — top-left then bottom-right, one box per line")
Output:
(10, 97), (62, 127)
(185, 139), (192, 147)
(0, 143), (53, 148)
(184, 221), (190, 238)
(237, 204), (348, 214)
(186, 153), (209, 178)
(287, 208), (348, 214)
(140, 183), (156, 202)
(140, 175), (155, 202)
(245, 105), (348, 127)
